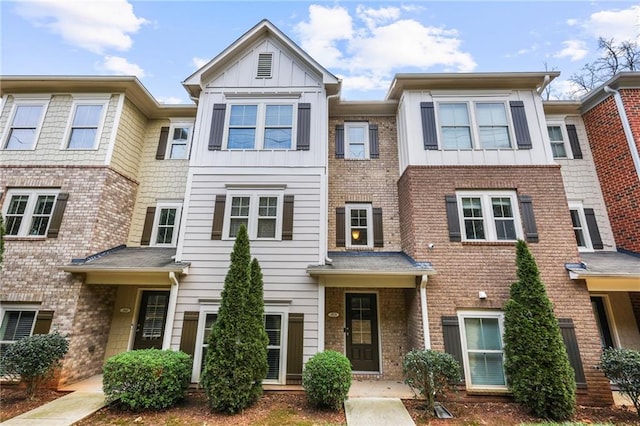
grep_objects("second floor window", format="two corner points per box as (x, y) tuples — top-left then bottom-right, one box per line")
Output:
(151, 203), (182, 246)
(346, 203), (373, 248)
(3, 189), (59, 237)
(169, 126), (191, 159)
(65, 101), (107, 149)
(345, 123), (369, 159)
(437, 101), (514, 150)
(457, 191), (521, 242)
(547, 125), (567, 158)
(3, 102), (47, 150)
(224, 193), (283, 240)
(226, 103), (293, 150)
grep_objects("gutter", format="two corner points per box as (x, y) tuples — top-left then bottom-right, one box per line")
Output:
(536, 74), (551, 95)
(604, 85), (640, 181)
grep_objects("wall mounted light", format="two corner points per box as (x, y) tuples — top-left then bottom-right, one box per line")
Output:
(478, 291), (487, 300)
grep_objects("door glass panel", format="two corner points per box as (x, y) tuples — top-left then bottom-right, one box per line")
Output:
(141, 294), (168, 339)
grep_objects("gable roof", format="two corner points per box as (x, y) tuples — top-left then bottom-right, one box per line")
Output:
(182, 19), (340, 99)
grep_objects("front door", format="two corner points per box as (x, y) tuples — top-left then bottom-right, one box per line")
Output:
(133, 291), (170, 350)
(345, 293), (379, 371)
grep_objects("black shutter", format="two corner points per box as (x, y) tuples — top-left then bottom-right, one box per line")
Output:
(510, 101), (532, 149)
(286, 313), (304, 384)
(336, 207), (345, 247)
(566, 125), (583, 159)
(179, 311), (200, 358)
(335, 125), (344, 158)
(373, 207), (383, 247)
(518, 195), (539, 243)
(282, 195), (294, 241)
(155, 126), (169, 160)
(442, 316), (465, 382)
(140, 206), (156, 246)
(420, 102), (438, 150)
(369, 124), (379, 159)
(208, 104), (226, 151)
(445, 195), (461, 242)
(47, 192), (69, 239)
(33, 311), (54, 335)
(584, 208), (603, 249)
(211, 195), (226, 240)
(296, 103), (311, 150)
(559, 318), (587, 388)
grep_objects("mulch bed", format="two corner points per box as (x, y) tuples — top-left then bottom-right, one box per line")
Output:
(0, 385), (70, 422)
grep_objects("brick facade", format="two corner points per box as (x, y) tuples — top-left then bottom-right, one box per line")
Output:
(397, 165), (613, 405)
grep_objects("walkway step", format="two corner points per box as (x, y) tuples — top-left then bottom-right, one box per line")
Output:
(345, 397), (415, 426)
(1, 391), (106, 426)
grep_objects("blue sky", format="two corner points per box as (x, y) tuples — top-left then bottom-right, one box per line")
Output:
(1, 1), (639, 103)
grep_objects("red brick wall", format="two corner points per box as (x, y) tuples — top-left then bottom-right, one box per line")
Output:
(398, 165), (613, 405)
(582, 92), (640, 253)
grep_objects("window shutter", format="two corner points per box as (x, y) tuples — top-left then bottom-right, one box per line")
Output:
(208, 104), (226, 151)
(565, 124), (583, 159)
(420, 102), (438, 150)
(559, 318), (587, 388)
(369, 124), (379, 159)
(518, 195), (539, 243)
(336, 207), (345, 247)
(373, 207), (384, 247)
(33, 311), (54, 335)
(296, 103), (311, 151)
(47, 192), (69, 239)
(286, 313), (304, 384)
(442, 316), (465, 382)
(179, 311), (200, 357)
(282, 195), (294, 240)
(583, 208), (603, 249)
(211, 195), (226, 240)
(335, 125), (344, 158)
(445, 195), (461, 242)
(510, 101), (532, 149)
(155, 126), (169, 160)
(140, 206), (156, 246)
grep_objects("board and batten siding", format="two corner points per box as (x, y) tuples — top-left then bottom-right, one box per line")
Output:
(171, 170), (323, 360)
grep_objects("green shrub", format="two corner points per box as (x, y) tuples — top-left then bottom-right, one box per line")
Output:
(600, 348), (640, 415)
(403, 349), (461, 413)
(103, 349), (192, 410)
(0, 331), (68, 398)
(302, 350), (352, 410)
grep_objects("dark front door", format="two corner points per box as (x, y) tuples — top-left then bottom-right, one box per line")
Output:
(591, 296), (615, 349)
(133, 291), (170, 350)
(345, 293), (379, 372)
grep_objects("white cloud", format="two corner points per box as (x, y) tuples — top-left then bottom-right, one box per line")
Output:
(549, 79), (583, 100)
(356, 5), (400, 30)
(554, 40), (588, 61)
(14, 0), (148, 54)
(582, 5), (640, 42)
(101, 56), (145, 77)
(192, 57), (209, 69)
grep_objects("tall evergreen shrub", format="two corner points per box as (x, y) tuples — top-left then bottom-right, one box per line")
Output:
(200, 225), (268, 413)
(503, 240), (576, 420)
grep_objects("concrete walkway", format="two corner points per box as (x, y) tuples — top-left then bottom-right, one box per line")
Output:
(346, 380), (416, 426)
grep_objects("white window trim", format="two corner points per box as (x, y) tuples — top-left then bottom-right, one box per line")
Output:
(435, 98), (516, 151)
(2, 188), (59, 237)
(344, 122), (370, 160)
(345, 203), (373, 249)
(546, 121), (572, 159)
(222, 101), (297, 151)
(1, 97), (50, 151)
(192, 303), (289, 384)
(165, 120), (194, 160)
(0, 304), (40, 346)
(223, 191), (284, 240)
(568, 201), (593, 252)
(457, 310), (507, 391)
(61, 97), (110, 150)
(149, 202), (183, 247)
(456, 191), (523, 242)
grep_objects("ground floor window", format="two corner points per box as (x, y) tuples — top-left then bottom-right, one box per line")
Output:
(458, 311), (506, 390)
(0, 307), (39, 355)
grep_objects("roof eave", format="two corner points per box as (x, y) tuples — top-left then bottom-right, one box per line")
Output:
(307, 268), (436, 277)
(60, 265), (190, 274)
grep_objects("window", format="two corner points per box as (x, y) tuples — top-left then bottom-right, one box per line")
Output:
(458, 311), (506, 390)
(168, 125), (191, 159)
(3, 189), (59, 237)
(568, 202), (592, 252)
(437, 101), (513, 150)
(224, 192), (283, 240)
(457, 191), (521, 242)
(64, 100), (107, 149)
(345, 122), (370, 159)
(0, 309), (36, 354)
(547, 125), (567, 158)
(346, 203), (373, 248)
(3, 100), (47, 150)
(150, 203), (182, 246)
(226, 103), (294, 150)
(265, 314), (284, 380)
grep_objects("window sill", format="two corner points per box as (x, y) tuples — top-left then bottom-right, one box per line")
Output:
(465, 388), (510, 396)
(3, 236), (48, 241)
(345, 246), (375, 251)
(461, 241), (517, 247)
(344, 158), (371, 161)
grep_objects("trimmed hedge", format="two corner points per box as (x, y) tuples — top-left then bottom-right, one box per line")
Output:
(601, 348), (640, 415)
(103, 349), (192, 410)
(302, 350), (352, 410)
(403, 349), (461, 413)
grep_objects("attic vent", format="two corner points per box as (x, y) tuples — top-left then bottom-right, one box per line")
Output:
(257, 53), (273, 78)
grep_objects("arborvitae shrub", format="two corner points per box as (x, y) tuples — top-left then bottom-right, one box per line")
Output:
(503, 240), (576, 420)
(600, 348), (640, 415)
(302, 350), (352, 410)
(403, 349), (461, 413)
(102, 349), (192, 410)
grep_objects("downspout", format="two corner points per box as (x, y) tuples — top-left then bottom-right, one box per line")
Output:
(420, 274), (431, 349)
(604, 85), (640, 181)
(162, 272), (180, 349)
(536, 74), (551, 96)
